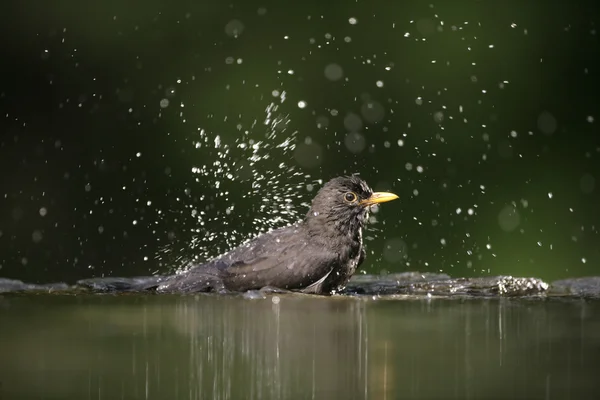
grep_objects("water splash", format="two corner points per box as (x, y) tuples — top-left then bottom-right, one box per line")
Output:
(155, 96), (313, 273)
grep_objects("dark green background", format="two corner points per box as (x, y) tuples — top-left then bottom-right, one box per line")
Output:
(1, 0), (598, 284)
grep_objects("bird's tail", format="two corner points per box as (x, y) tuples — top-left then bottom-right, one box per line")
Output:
(75, 275), (167, 292)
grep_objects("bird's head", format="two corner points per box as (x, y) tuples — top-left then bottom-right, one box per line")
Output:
(305, 175), (398, 238)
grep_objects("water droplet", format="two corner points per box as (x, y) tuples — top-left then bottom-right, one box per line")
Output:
(538, 111), (557, 135)
(225, 19), (245, 38)
(498, 205), (520, 232)
(324, 63), (344, 81)
(361, 100), (385, 123)
(344, 132), (366, 154)
(32, 230), (43, 243)
(383, 238), (408, 263)
(316, 116), (329, 129)
(343, 113), (363, 131)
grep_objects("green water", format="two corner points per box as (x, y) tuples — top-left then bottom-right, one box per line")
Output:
(0, 294), (598, 400)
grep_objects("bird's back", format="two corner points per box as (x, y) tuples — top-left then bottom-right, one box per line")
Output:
(157, 223), (350, 294)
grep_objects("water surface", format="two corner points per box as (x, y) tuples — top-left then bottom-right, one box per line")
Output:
(0, 294), (598, 400)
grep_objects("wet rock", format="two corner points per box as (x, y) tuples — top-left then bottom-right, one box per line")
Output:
(548, 277), (600, 298)
(349, 272), (452, 284)
(344, 273), (549, 297)
(0, 278), (69, 293)
(344, 272), (450, 295)
(2, 273), (600, 299)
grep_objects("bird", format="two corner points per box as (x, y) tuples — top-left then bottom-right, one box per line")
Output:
(76, 176), (399, 295)
(154, 175), (399, 294)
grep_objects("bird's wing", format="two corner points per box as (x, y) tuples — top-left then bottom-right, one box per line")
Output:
(301, 268), (334, 294)
(215, 228), (337, 291)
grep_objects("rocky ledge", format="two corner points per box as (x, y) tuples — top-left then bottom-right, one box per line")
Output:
(1, 273), (600, 299)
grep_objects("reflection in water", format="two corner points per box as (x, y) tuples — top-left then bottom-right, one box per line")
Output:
(174, 296), (368, 399)
(0, 295), (599, 399)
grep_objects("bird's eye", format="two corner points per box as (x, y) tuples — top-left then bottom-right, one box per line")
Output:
(344, 192), (357, 203)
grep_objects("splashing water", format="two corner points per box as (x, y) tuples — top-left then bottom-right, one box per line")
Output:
(155, 95), (314, 274)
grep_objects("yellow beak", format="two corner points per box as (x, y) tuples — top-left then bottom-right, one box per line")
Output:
(360, 192), (399, 206)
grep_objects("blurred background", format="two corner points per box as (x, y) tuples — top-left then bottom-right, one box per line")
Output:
(0, 0), (598, 284)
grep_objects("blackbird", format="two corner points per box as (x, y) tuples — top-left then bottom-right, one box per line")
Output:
(153, 175), (398, 294)
(76, 176), (398, 295)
